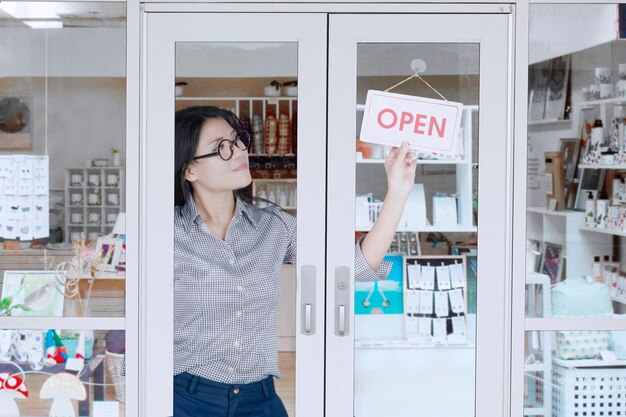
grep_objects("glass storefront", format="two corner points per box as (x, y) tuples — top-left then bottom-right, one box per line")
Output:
(525, 3), (626, 416)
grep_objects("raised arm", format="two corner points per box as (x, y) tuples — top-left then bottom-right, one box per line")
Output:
(360, 141), (417, 273)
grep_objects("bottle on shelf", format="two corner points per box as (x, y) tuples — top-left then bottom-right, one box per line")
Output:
(592, 256), (602, 281)
(591, 119), (604, 148)
(252, 115), (264, 154)
(585, 191), (596, 227)
(596, 191), (609, 228)
(264, 115), (278, 156)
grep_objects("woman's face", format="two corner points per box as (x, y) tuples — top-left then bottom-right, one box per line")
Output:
(185, 117), (251, 194)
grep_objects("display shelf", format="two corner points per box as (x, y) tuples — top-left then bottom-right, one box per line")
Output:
(527, 207), (583, 217)
(176, 96), (297, 101)
(0, 317), (125, 330)
(356, 225), (477, 233)
(355, 340), (475, 349)
(528, 118), (571, 126)
(578, 96), (626, 108)
(176, 96), (297, 121)
(578, 164), (626, 170)
(580, 225), (626, 237)
(356, 157), (470, 165)
(552, 357), (626, 368)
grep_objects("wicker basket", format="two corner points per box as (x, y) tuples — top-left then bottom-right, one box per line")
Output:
(540, 363), (626, 417)
(104, 350), (126, 403)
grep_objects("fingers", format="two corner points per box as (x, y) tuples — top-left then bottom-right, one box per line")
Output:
(396, 141), (411, 161)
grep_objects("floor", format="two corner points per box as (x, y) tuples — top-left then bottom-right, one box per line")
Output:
(276, 352), (296, 417)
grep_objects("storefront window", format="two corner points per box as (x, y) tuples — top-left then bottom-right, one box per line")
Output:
(526, 3), (626, 415)
(0, 2), (127, 416)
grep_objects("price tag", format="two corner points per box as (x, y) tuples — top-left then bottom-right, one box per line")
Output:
(436, 265), (452, 290)
(450, 263), (464, 288)
(435, 291), (450, 317)
(407, 264), (421, 289)
(419, 290), (434, 315)
(419, 265), (436, 290)
(433, 318), (447, 341)
(449, 289), (466, 314)
(65, 357), (84, 373)
(418, 317), (432, 336)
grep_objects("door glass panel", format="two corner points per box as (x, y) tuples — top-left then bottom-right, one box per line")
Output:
(174, 42), (297, 416)
(354, 43), (478, 417)
(0, 2), (127, 318)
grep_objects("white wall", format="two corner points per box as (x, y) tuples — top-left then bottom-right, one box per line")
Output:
(529, 4), (618, 65)
(0, 27), (125, 77)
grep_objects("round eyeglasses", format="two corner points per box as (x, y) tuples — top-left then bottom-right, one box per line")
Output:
(193, 131), (251, 162)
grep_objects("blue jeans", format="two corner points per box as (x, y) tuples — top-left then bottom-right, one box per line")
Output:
(173, 372), (289, 417)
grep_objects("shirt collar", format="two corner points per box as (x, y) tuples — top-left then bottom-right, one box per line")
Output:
(180, 194), (259, 233)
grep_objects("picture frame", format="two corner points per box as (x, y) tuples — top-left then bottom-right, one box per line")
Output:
(528, 60), (551, 121)
(544, 55), (571, 121)
(574, 168), (606, 210)
(1, 271), (64, 317)
(95, 237), (123, 272)
(540, 242), (564, 285)
(355, 253), (404, 315)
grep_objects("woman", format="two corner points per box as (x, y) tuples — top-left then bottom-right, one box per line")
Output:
(174, 106), (417, 417)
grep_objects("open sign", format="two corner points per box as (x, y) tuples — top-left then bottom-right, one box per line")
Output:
(359, 90), (464, 157)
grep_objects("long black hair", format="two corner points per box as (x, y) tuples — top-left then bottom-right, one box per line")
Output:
(174, 106), (252, 207)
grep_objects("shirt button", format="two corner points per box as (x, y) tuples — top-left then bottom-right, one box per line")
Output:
(236, 311), (243, 317)
(228, 367), (234, 374)
(234, 341), (240, 347)
(233, 388), (240, 394)
(236, 286), (243, 292)
(229, 258), (235, 266)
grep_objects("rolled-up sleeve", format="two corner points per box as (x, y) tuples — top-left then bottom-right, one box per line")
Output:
(354, 235), (393, 282)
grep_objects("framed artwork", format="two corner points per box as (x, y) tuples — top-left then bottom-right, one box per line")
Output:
(0, 97), (33, 151)
(540, 242), (564, 285)
(528, 60), (551, 121)
(355, 253), (403, 315)
(1, 271), (64, 317)
(95, 237), (123, 272)
(574, 168), (606, 210)
(544, 55), (571, 120)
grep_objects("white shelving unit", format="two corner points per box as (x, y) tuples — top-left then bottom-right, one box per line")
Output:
(526, 207), (611, 280)
(251, 178), (297, 212)
(65, 167), (125, 243)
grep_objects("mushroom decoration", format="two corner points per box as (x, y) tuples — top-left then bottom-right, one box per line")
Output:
(40, 373), (86, 417)
(0, 372), (28, 417)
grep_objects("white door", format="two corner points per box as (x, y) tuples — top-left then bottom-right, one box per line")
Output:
(143, 13), (327, 417)
(326, 12), (512, 417)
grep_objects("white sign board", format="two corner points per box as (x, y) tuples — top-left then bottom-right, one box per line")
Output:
(359, 90), (464, 157)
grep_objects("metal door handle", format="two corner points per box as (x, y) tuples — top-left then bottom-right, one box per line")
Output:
(305, 304), (312, 334)
(335, 266), (350, 336)
(301, 265), (316, 335)
(338, 305), (346, 335)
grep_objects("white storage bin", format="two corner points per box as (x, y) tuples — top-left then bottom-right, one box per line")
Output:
(538, 363), (626, 417)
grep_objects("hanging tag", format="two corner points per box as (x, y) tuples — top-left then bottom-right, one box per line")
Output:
(407, 264), (421, 289)
(432, 318), (447, 341)
(406, 316), (419, 335)
(434, 291), (450, 317)
(419, 290), (434, 315)
(419, 265), (436, 290)
(451, 316), (467, 336)
(418, 317), (432, 336)
(65, 357), (85, 372)
(449, 289), (466, 314)
(449, 263), (465, 288)
(406, 290), (420, 313)
(436, 265), (452, 290)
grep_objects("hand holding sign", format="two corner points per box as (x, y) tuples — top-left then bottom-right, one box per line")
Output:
(384, 142), (417, 196)
(360, 90), (464, 159)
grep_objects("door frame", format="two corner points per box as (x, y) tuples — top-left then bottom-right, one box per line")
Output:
(141, 12), (328, 417)
(326, 11), (514, 417)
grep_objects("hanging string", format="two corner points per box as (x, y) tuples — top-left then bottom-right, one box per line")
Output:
(385, 73), (448, 102)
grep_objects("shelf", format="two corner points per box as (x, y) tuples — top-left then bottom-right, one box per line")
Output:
(0, 316), (125, 330)
(356, 225), (477, 233)
(580, 225), (626, 237)
(176, 96), (297, 101)
(356, 157), (469, 165)
(553, 357), (626, 368)
(249, 153), (296, 157)
(528, 118), (571, 126)
(578, 96), (626, 108)
(252, 178), (297, 182)
(527, 207), (584, 217)
(578, 164), (626, 170)
(355, 339), (474, 349)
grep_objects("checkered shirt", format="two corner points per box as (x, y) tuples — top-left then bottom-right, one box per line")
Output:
(174, 196), (392, 384)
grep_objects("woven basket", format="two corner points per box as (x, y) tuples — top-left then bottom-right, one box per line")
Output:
(105, 350), (126, 403)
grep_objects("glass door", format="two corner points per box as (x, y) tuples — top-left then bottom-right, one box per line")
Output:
(143, 12), (327, 417)
(326, 12), (512, 417)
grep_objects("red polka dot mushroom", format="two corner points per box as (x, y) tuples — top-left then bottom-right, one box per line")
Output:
(0, 372), (28, 417)
(40, 373), (86, 417)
